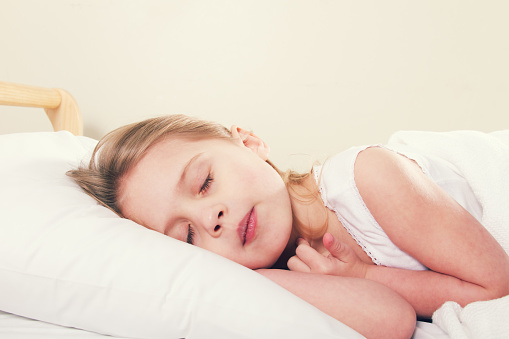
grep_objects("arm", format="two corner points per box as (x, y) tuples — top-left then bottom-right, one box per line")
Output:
(354, 147), (509, 317)
(257, 269), (416, 339)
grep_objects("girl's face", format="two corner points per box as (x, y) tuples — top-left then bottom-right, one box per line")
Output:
(118, 128), (293, 269)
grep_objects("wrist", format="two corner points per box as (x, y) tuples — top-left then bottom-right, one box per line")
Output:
(363, 264), (377, 280)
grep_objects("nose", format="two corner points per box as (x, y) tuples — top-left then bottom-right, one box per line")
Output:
(198, 205), (225, 237)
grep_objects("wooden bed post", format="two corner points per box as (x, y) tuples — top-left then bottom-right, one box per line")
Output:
(0, 81), (83, 135)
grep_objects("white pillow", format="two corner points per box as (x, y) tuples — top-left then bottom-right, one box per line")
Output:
(0, 131), (361, 338)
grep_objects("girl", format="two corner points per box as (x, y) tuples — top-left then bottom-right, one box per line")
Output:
(68, 114), (508, 336)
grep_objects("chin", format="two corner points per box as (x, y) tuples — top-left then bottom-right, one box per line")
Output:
(246, 255), (280, 270)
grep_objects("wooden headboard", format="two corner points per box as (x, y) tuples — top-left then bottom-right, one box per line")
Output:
(0, 81), (83, 135)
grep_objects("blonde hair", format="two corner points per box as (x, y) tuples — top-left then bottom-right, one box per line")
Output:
(68, 115), (232, 215)
(68, 114), (313, 219)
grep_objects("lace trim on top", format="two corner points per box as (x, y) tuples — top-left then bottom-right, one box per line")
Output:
(313, 164), (382, 265)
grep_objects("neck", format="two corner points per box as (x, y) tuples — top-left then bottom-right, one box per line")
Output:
(271, 174), (326, 269)
(271, 228), (300, 269)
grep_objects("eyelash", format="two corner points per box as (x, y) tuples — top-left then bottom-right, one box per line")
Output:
(200, 174), (213, 193)
(186, 225), (195, 245)
(187, 173), (213, 245)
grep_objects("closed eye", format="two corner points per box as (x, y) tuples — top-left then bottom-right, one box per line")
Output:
(200, 174), (213, 193)
(186, 225), (195, 245)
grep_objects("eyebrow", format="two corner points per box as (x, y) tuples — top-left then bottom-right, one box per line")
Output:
(178, 152), (204, 189)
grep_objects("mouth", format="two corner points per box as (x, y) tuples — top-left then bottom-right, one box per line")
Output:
(238, 207), (257, 246)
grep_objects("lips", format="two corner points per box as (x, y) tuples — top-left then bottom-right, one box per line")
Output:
(238, 207), (257, 245)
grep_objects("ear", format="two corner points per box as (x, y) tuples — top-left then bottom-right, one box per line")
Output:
(230, 126), (270, 161)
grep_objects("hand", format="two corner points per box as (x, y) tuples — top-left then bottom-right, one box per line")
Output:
(287, 233), (368, 279)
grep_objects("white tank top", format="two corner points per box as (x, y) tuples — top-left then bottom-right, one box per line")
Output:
(313, 144), (482, 271)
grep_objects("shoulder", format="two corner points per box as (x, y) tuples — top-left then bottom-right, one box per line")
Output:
(318, 145), (376, 197)
(353, 146), (431, 229)
(355, 146), (418, 171)
(354, 146), (423, 192)
(319, 146), (413, 193)
(353, 146), (441, 246)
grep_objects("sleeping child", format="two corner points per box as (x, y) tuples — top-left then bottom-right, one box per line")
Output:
(68, 114), (509, 338)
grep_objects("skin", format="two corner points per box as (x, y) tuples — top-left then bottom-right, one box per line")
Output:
(118, 127), (417, 338)
(118, 121), (509, 328)
(118, 128), (294, 270)
(288, 147), (509, 318)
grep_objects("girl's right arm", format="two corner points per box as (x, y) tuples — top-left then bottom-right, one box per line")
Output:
(257, 269), (416, 339)
(353, 147), (509, 316)
(290, 148), (509, 318)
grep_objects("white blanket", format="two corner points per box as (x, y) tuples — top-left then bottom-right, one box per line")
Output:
(432, 295), (509, 339)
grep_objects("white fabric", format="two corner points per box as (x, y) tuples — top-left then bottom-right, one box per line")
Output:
(315, 146), (432, 270)
(0, 310), (446, 339)
(315, 130), (508, 270)
(0, 310), (123, 338)
(0, 131), (362, 339)
(388, 130), (509, 255)
(432, 295), (509, 339)
(412, 321), (450, 339)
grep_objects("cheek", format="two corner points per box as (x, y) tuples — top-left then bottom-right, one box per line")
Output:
(243, 161), (285, 191)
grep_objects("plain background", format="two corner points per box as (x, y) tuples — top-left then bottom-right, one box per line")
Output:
(1, 0), (508, 171)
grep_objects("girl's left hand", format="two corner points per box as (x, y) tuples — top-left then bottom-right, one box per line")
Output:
(287, 233), (368, 279)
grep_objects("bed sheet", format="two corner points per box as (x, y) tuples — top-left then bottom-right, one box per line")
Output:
(413, 321), (450, 339)
(0, 311), (127, 338)
(0, 310), (447, 339)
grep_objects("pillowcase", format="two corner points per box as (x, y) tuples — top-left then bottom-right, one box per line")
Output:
(0, 131), (361, 338)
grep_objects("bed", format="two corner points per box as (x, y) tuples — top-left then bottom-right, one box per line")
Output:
(0, 81), (487, 338)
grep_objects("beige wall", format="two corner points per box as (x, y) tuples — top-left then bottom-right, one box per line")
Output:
(1, 0), (508, 171)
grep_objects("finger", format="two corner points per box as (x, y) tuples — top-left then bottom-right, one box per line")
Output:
(323, 233), (348, 261)
(323, 233), (338, 251)
(296, 237), (310, 247)
(295, 242), (328, 270)
(287, 255), (310, 272)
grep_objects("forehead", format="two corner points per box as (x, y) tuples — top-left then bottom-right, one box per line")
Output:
(136, 135), (232, 167)
(115, 138), (194, 227)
